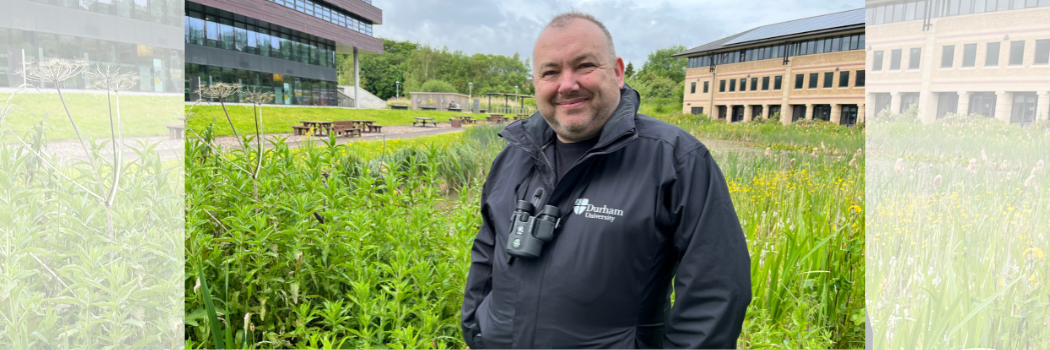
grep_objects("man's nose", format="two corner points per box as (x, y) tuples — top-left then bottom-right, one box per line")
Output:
(556, 69), (580, 95)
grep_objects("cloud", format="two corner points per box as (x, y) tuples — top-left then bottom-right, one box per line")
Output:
(377, 0), (859, 71)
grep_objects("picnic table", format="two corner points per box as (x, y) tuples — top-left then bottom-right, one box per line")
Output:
(487, 114), (509, 123)
(420, 107), (437, 111)
(413, 117), (437, 127)
(391, 105), (409, 110)
(166, 124), (184, 139)
(300, 121), (333, 136)
(513, 114), (530, 121)
(455, 116), (479, 125)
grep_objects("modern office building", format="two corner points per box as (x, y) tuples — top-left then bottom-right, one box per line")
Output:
(865, 0), (1050, 124)
(674, 9), (867, 125)
(0, 0), (184, 93)
(183, 0), (382, 106)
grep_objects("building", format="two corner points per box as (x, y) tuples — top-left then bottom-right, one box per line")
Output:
(674, 9), (867, 126)
(183, 0), (382, 106)
(865, 0), (1050, 124)
(409, 92), (469, 111)
(0, 0), (184, 93)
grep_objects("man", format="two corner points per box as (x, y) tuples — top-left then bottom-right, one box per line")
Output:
(461, 11), (751, 349)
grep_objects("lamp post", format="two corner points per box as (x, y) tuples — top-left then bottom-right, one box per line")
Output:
(468, 82), (473, 112)
(395, 81), (400, 105)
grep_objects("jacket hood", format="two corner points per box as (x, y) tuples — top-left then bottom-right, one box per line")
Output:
(498, 83), (641, 155)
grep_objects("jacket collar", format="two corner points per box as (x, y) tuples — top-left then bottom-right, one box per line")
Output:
(499, 83), (640, 155)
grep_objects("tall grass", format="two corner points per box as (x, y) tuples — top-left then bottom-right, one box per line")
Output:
(867, 112), (1050, 349)
(185, 110), (864, 348)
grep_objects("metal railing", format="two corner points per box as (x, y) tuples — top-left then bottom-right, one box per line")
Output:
(487, 107), (535, 115)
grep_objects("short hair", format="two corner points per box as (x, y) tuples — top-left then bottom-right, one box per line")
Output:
(543, 11), (617, 62)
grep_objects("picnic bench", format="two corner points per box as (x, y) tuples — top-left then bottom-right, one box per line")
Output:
(514, 114), (530, 120)
(448, 108), (463, 112)
(301, 121), (333, 136)
(455, 116), (479, 125)
(330, 121), (362, 138)
(487, 114), (509, 123)
(391, 105), (409, 110)
(166, 124), (184, 139)
(413, 117), (436, 127)
(292, 125), (311, 135)
(420, 107), (437, 111)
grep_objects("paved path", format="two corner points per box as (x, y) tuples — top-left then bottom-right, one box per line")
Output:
(13, 124), (470, 164)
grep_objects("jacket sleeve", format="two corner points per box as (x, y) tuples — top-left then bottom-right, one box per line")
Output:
(461, 155), (501, 349)
(663, 146), (752, 349)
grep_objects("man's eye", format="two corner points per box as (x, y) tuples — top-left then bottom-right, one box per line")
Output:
(542, 71), (557, 77)
(579, 63), (596, 69)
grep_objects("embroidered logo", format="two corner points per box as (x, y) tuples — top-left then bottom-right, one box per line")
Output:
(573, 198), (624, 222)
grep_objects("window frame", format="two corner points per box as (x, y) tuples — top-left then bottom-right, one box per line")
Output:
(962, 43), (977, 67)
(986, 42), (1001, 66)
(941, 45), (955, 68)
(808, 73), (818, 89)
(873, 50), (884, 71)
(839, 71), (850, 88)
(909, 48), (922, 69)
(823, 71), (834, 88)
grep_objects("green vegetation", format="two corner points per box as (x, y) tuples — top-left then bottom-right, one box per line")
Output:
(867, 111), (1050, 349)
(0, 92), (183, 141)
(338, 39), (531, 100)
(184, 104), (469, 137)
(185, 97), (864, 349)
(419, 80), (457, 93)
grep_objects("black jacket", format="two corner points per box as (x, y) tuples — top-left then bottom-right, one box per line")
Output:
(461, 84), (751, 349)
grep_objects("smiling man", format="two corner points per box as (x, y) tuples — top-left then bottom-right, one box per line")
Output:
(461, 11), (752, 349)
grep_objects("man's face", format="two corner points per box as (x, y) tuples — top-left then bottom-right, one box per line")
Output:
(533, 19), (624, 143)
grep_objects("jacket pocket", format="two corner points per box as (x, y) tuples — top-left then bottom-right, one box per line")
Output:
(474, 333), (485, 349)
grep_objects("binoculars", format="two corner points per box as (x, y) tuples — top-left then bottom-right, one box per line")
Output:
(506, 189), (561, 259)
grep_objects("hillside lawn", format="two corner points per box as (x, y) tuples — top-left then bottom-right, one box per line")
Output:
(1, 92), (184, 142)
(185, 104), (487, 137)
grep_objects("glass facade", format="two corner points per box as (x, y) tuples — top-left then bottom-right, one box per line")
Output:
(185, 3), (337, 69)
(262, 0), (373, 36)
(686, 33), (864, 68)
(185, 63), (337, 106)
(0, 28), (183, 92)
(867, 0), (1050, 25)
(22, 0), (183, 27)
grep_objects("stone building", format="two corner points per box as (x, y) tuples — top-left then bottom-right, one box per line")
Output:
(865, 0), (1050, 124)
(673, 9), (867, 126)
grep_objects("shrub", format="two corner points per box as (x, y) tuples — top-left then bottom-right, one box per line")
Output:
(420, 80), (458, 93)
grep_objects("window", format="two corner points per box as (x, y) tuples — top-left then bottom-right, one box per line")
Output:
(703, 81), (709, 93)
(873, 51), (884, 71)
(962, 43), (977, 67)
(890, 49), (902, 70)
(1009, 40), (1025, 65)
(986, 42), (1000, 66)
(762, 76), (770, 90)
(823, 72), (834, 88)
(720, 80), (726, 92)
(691, 107), (702, 115)
(909, 48), (921, 69)
(941, 45), (955, 68)
(729, 79), (735, 92)
(691, 82), (696, 94)
(750, 77), (758, 91)
(774, 76), (782, 90)
(740, 78), (746, 91)
(795, 74), (804, 89)
(856, 70), (865, 87)
(1036, 39), (1050, 65)
(808, 73), (818, 88)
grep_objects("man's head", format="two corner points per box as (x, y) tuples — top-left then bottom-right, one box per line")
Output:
(532, 12), (625, 143)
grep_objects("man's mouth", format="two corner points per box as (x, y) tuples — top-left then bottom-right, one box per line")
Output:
(556, 98), (588, 109)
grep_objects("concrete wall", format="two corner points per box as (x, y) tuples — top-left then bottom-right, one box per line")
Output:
(338, 85), (386, 109)
(866, 6), (1050, 123)
(683, 43), (866, 125)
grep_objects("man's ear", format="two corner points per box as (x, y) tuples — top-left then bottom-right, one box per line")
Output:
(614, 57), (625, 88)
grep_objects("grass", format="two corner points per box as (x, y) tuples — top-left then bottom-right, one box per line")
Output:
(1, 92), (183, 142)
(184, 103), (479, 138)
(184, 98), (864, 349)
(866, 111), (1050, 349)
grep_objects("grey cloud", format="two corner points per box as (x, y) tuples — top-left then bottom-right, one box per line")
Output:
(377, 0), (859, 71)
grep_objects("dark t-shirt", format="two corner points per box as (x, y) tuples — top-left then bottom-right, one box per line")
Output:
(549, 136), (599, 184)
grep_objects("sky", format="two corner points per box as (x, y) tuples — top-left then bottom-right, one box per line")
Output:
(374, 0), (861, 72)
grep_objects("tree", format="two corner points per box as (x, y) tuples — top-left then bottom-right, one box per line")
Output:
(420, 79), (457, 93)
(624, 61), (635, 79)
(638, 45), (688, 83)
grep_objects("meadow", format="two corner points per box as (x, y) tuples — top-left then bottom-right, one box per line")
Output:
(866, 110), (1050, 349)
(184, 103), (865, 349)
(1, 91), (183, 142)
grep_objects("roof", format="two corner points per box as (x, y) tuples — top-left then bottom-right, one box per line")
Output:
(672, 8), (865, 57)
